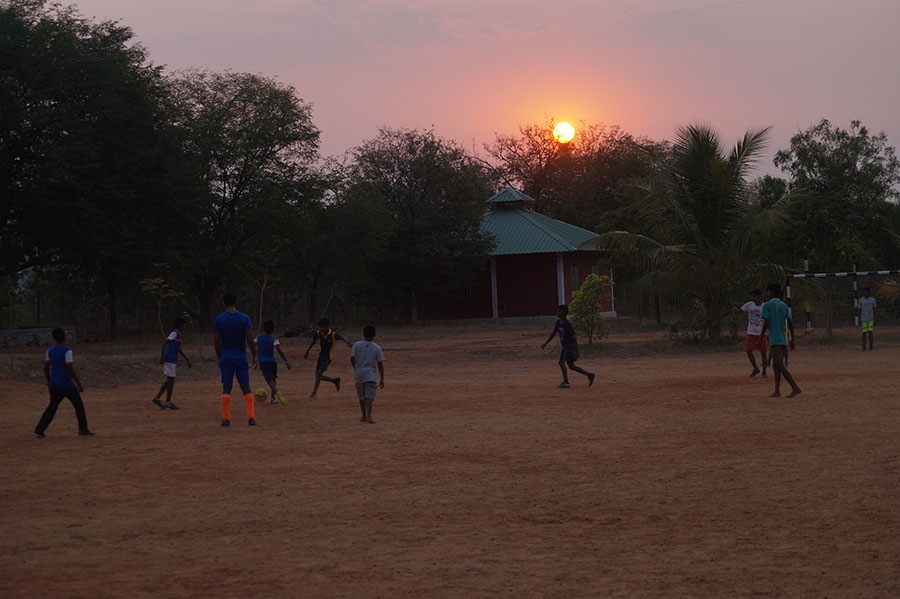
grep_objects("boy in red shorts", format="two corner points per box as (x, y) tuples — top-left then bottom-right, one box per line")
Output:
(733, 288), (767, 378)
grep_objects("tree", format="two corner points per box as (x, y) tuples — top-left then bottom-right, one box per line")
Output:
(345, 127), (497, 320)
(166, 70), (321, 325)
(774, 119), (900, 339)
(595, 124), (789, 341)
(569, 274), (612, 344)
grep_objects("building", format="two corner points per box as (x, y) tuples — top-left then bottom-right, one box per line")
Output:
(420, 188), (614, 321)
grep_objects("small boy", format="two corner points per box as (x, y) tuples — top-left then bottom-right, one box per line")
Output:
(732, 288), (767, 378)
(541, 304), (596, 388)
(152, 316), (192, 410)
(34, 327), (95, 438)
(760, 283), (801, 398)
(304, 317), (352, 401)
(256, 320), (290, 405)
(857, 287), (876, 351)
(350, 325), (385, 424)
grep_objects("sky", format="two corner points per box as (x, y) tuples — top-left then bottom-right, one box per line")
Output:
(69, 0), (900, 177)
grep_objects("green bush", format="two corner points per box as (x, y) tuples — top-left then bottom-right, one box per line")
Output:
(570, 274), (612, 344)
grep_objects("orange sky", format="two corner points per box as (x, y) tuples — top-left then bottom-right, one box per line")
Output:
(70, 0), (900, 177)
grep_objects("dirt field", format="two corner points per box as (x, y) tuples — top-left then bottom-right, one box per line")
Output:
(1, 324), (898, 598)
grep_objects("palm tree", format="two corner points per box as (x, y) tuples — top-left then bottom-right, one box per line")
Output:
(591, 124), (789, 341)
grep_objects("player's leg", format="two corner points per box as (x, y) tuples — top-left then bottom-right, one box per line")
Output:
(365, 399), (374, 423)
(760, 349), (768, 377)
(34, 389), (65, 436)
(746, 349), (759, 374)
(365, 383), (375, 423)
(769, 345), (784, 397)
(163, 376), (179, 410)
(66, 388), (93, 434)
(152, 379), (168, 403)
(868, 326), (874, 350)
(356, 384), (367, 421)
(236, 364), (255, 425)
(221, 359), (234, 426)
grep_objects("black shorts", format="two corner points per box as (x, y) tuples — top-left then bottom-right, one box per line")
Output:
(260, 361), (278, 383)
(316, 355), (332, 373)
(559, 347), (578, 366)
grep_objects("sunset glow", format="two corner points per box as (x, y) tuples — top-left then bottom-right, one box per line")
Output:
(553, 122), (575, 144)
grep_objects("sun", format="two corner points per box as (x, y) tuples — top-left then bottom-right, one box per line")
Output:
(553, 121), (575, 144)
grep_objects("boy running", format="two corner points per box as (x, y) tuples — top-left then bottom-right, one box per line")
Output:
(34, 327), (95, 438)
(304, 317), (351, 401)
(857, 287), (876, 351)
(732, 288), (767, 378)
(350, 325), (385, 424)
(256, 320), (290, 405)
(214, 292), (258, 427)
(151, 316), (192, 410)
(760, 283), (801, 398)
(541, 304), (596, 388)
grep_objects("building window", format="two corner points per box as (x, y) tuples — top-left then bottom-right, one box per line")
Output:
(459, 275), (480, 299)
(570, 265), (580, 292)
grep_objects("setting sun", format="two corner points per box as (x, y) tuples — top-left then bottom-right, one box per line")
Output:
(552, 121), (575, 143)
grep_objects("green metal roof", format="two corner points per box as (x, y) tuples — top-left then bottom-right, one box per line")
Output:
(482, 206), (600, 256)
(485, 187), (535, 204)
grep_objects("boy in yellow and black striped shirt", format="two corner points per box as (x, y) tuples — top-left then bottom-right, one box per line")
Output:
(304, 317), (352, 401)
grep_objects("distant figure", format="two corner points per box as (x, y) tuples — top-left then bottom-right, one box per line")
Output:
(151, 316), (192, 410)
(857, 287), (877, 351)
(304, 317), (352, 401)
(256, 320), (291, 405)
(34, 327), (95, 438)
(350, 325), (385, 424)
(214, 292), (258, 427)
(541, 304), (596, 388)
(733, 288), (768, 378)
(760, 284), (801, 398)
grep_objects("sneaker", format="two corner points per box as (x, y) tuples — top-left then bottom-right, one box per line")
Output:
(334, 377), (341, 392)
(163, 401), (179, 410)
(749, 368), (760, 377)
(762, 372), (768, 378)
(558, 382), (570, 388)
(309, 393), (317, 401)
(248, 418), (256, 426)
(269, 397), (278, 404)
(32, 430), (46, 439)
(77, 430), (96, 436)
(221, 419), (230, 427)
(276, 391), (287, 405)
(151, 398), (165, 409)
(588, 373), (595, 387)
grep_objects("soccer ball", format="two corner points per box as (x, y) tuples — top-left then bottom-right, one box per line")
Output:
(254, 389), (268, 402)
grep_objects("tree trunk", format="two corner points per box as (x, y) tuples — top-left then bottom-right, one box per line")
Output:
(705, 296), (723, 343)
(654, 294), (662, 325)
(307, 281), (318, 325)
(108, 279), (118, 339)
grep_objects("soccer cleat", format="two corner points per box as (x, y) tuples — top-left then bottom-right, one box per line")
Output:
(151, 398), (165, 409)
(163, 401), (179, 410)
(276, 391), (287, 405)
(334, 377), (341, 392)
(220, 419), (230, 427)
(749, 368), (760, 377)
(588, 373), (595, 387)
(558, 382), (570, 388)
(77, 430), (96, 436)
(269, 397), (278, 404)
(248, 418), (256, 426)
(32, 430), (46, 439)
(308, 393), (317, 401)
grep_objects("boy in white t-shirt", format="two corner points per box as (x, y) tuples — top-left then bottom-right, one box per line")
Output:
(857, 287), (877, 351)
(732, 288), (767, 378)
(350, 325), (385, 424)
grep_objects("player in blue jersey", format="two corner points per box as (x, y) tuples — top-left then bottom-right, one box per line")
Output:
(256, 320), (291, 405)
(151, 316), (193, 410)
(760, 283), (801, 398)
(33, 328), (95, 438)
(541, 304), (596, 388)
(214, 292), (258, 426)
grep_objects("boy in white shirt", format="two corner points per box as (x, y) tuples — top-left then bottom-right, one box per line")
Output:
(732, 288), (767, 377)
(350, 325), (385, 424)
(857, 287), (877, 351)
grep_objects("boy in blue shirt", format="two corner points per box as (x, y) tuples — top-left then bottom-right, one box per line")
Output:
(304, 317), (351, 401)
(214, 292), (258, 426)
(34, 327), (95, 438)
(151, 316), (193, 410)
(256, 320), (291, 405)
(541, 304), (596, 388)
(760, 283), (801, 398)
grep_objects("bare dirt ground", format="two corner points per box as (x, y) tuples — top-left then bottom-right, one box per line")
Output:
(1, 324), (899, 598)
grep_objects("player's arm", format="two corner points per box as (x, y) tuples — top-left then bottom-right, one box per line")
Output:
(350, 356), (356, 368)
(159, 339), (168, 364)
(304, 335), (316, 359)
(66, 363), (84, 392)
(245, 330), (257, 367)
(44, 360), (51, 384)
(179, 348), (192, 368)
(276, 345), (291, 369)
(541, 327), (558, 348)
(759, 317), (769, 338)
(787, 316), (795, 350)
(336, 332), (352, 347)
(378, 360), (385, 389)
(214, 332), (222, 360)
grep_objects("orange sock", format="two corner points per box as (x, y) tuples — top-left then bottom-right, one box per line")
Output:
(243, 393), (255, 419)
(221, 394), (231, 420)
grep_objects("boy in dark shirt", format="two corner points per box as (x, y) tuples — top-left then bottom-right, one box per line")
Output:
(541, 305), (596, 388)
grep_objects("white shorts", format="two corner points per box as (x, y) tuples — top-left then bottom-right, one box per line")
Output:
(355, 382), (377, 401)
(163, 362), (177, 378)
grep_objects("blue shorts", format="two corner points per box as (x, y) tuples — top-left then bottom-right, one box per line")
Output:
(220, 353), (250, 386)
